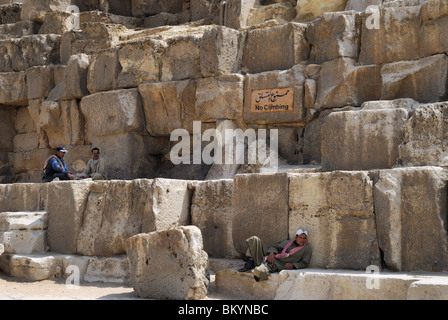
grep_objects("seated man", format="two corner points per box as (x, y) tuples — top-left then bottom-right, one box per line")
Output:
(42, 146), (76, 182)
(78, 147), (106, 180)
(238, 228), (312, 282)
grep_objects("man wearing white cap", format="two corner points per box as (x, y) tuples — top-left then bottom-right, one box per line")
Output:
(42, 146), (76, 182)
(238, 228), (312, 282)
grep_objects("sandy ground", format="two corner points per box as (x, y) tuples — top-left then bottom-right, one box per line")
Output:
(0, 272), (228, 300)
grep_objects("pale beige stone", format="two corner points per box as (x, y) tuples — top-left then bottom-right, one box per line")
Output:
(242, 22), (309, 74)
(295, 0), (348, 22)
(381, 54), (448, 103)
(191, 179), (238, 258)
(289, 171), (379, 269)
(232, 173), (289, 256)
(399, 102), (448, 166)
(321, 107), (409, 171)
(126, 226), (209, 300)
(373, 167), (448, 272)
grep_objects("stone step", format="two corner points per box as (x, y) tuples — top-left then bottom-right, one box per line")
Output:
(214, 264), (448, 300)
(0, 252), (129, 284)
(0, 211), (48, 254)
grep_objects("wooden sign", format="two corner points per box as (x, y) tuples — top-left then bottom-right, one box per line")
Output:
(251, 87), (294, 113)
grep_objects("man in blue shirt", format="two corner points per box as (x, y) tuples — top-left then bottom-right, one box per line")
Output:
(42, 146), (76, 182)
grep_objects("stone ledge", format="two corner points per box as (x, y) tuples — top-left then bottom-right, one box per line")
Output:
(215, 265), (448, 300)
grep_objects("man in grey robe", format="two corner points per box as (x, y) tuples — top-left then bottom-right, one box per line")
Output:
(238, 228), (312, 281)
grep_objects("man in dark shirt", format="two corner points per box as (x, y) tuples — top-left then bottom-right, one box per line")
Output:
(42, 146), (76, 182)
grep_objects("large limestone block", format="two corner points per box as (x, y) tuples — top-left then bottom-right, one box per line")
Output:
(243, 64), (305, 125)
(200, 25), (241, 77)
(60, 23), (125, 64)
(321, 107), (409, 171)
(232, 173), (289, 256)
(125, 226), (209, 300)
(1, 230), (46, 254)
(25, 65), (55, 100)
(314, 57), (381, 110)
(0, 71), (27, 106)
(80, 88), (145, 143)
(221, 0), (258, 29)
(0, 211), (48, 231)
(295, 0), (348, 22)
(191, 179), (238, 259)
(420, 2), (448, 57)
(381, 54), (448, 103)
(64, 53), (90, 99)
(0, 21), (37, 41)
(76, 179), (152, 257)
(0, 183), (46, 212)
(399, 102), (448, 166)
(32, 99), (84, 147)
(289, 171), (379, 269)
(143, 178), (192, 233)
(242, 22), (309, 74)
(139, 75), (244, 136)
(274, 269), (420, 300)
(373, 167), (448, 272)
(87, 49), (120, 93)
(6, 253), (63, 281)
(359, 5), (421, 65)
(116, 38), (166, 88)
(307, 11), (360, 64)
(46, 180), (93, 254)
(15, 106), (36, 134)
(0, 35), (60, 72)
(21, 0), (73, 22)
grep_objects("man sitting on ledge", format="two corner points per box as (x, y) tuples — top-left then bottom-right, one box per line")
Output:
(238, 228), (312, 282)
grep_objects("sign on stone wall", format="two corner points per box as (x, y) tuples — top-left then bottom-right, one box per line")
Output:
(251, 87), (294, 113)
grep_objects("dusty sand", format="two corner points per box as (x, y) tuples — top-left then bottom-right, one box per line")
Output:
(0, 272), (229, 300)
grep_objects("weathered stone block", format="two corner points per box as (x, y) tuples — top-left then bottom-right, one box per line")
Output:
(126, 226), (209, 300)
(87, 49), (120, 93)
(399, 102), (448, 166)
(381, 54), (448, 103)
(0, 71), (27, 106)
(116, 38), (165, 88)
(242, 22), (309, 74)
(143, 178), (192, 233)
(0, 183), (46, 212)
(307, 11), (360, 64)
(200, 25), (241, 77)
(289, 171), (379, 269)
(26, 65), (55, 100)
(314, 57), (381, 110)
(373, 167), (448, 272)
(46, 180), (93, 254)
(232, 173), (289, 256)
(321, 107), (409, 171)
(64, 53), (90, 99)
(295, 0), (348, 22)
(359, 5), (421, 65)
(139, 75), (244, 136)
(191, 179), (237, 258)
(83, 255), (129, 284)
(160, 33), (202, 81)
(80, 88), (145, 143)
(76, 179), (152, 256)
